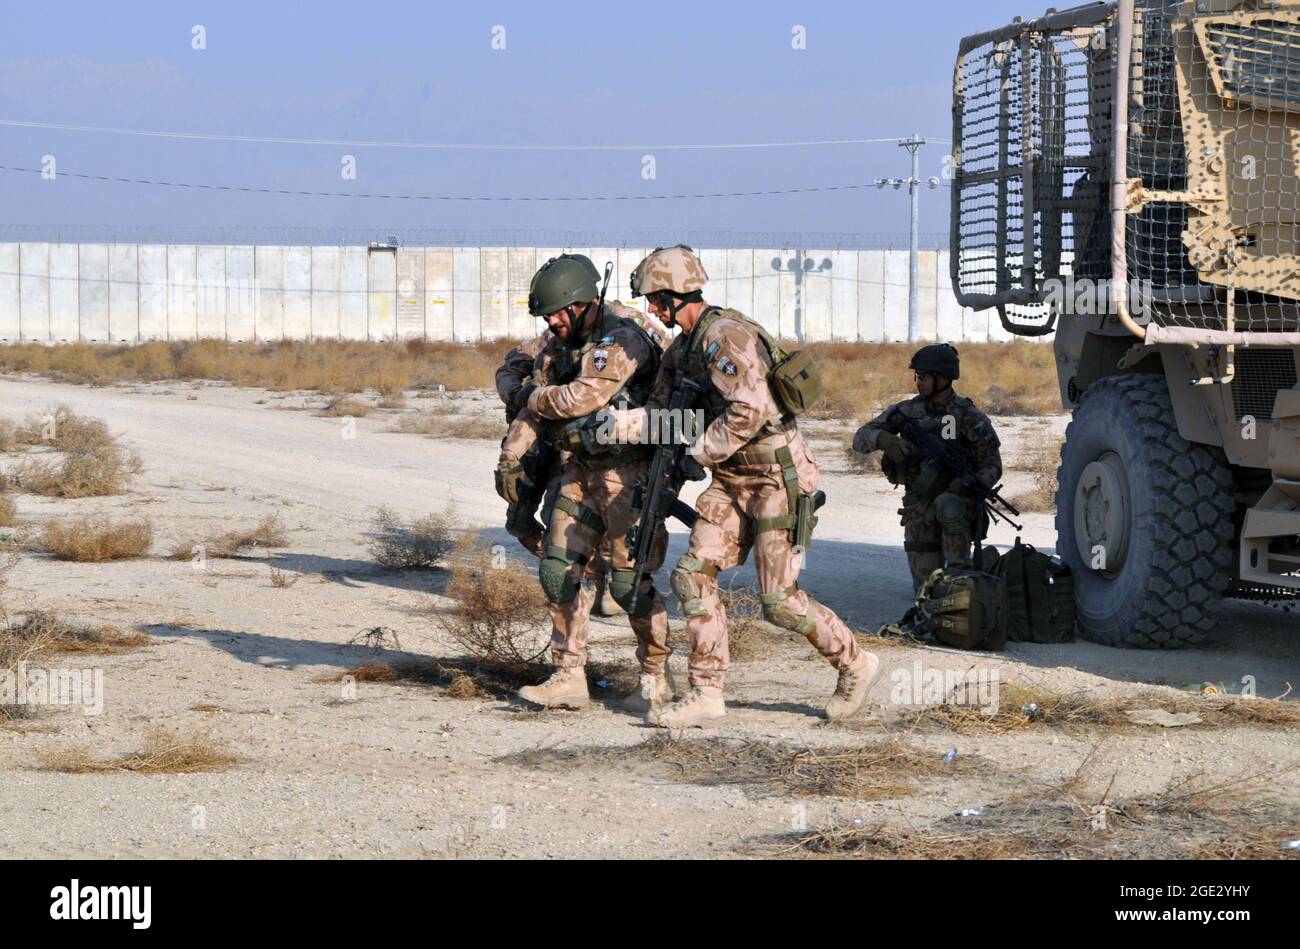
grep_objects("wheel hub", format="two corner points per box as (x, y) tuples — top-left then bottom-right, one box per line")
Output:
(1074, 452), (1132, 577)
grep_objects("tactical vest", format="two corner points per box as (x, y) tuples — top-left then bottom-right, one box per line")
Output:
(544, 306), (661, 468)
(678, 307), (823, 542)
(681, 307), (795, 435)
(893, 398), (980, 504)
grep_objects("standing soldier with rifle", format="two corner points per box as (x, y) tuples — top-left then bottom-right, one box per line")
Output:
(613, 245), (881, 728)
(495, 254), (675, 713)
(852, 344), (1006, 593)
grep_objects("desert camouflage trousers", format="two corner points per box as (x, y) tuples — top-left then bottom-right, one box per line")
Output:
(901, 492), (974, 592)
(674, 465), (861, 690)
(542, 460), (670, 672)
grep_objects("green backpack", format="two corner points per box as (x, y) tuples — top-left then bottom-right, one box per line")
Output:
(991, 539), (1076, 644)
(915, 567), (1007, 651)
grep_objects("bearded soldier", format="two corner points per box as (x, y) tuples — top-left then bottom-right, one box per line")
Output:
(612, 245), (881, 728)
(852, 344), (1003, 592)
(493, 261), (665, 616)
(496, 254), (673, 713)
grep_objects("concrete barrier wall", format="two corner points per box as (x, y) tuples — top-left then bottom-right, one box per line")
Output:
(0, 244), (1025, 344)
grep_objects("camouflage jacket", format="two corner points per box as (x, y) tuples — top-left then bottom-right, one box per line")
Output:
(495, 302), (662, 422)
(646, 307), (819, 491)
(502, 303), (661, 460)
(853, 393), (1002, 500)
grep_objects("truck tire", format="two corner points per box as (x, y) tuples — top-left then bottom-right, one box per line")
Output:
(1056, 374), (1233, 647)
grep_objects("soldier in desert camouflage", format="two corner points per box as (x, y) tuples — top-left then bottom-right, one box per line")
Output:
(852, 344), (1003, 592)
(495, 254), (674, 713)
(494, 265), (669, 617)
(612, 245), (881, 728)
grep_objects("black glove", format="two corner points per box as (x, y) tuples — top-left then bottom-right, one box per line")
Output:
(677, 455), (707, 482)
(510, 384), (537, 419)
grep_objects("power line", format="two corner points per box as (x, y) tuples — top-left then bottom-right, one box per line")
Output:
(0, 118), (951, 151)
(0, 164), (881, 202)
(0, 224), (949, 250)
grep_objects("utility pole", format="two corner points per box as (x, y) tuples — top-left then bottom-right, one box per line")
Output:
(875, 135), (940, 343)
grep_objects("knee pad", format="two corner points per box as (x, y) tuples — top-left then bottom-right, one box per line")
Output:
(539, 548), (582, 605)
(934, 493), (969, 532)
(609, 569), (656, 618)
(670, 555), (716, 617)
(760, 586), (817, 636)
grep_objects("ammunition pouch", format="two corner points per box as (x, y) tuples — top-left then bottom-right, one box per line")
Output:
(913, 460), (952, 504)
(768, 348), (822, 417)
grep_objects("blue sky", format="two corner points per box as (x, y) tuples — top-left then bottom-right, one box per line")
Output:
(0, 0), (1044, 247)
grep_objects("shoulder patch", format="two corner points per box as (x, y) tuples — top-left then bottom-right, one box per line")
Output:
(716, 355), (738, 376)
(598, 335), (616, 345)
(592, 349), (609, 372)
(704, 340), (721, 363)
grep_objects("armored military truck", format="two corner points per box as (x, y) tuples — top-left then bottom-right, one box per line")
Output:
(951, 0), (1300, 646)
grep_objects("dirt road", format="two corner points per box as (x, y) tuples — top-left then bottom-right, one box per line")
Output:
(0, 376), (1295, 858)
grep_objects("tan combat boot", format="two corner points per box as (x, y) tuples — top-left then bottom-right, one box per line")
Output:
(824, 652), (881, 722)
(621, 669), (676, 715)
(591, 570), (625, 617)
(648, 686), (725, 728)
(517, 667), (590, 709)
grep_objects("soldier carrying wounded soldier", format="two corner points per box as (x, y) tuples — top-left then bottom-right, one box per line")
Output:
(494, 254), (676, 713)
(493, 255), (666, 616)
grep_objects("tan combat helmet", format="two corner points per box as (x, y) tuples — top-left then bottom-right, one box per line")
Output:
(629, 244), (708, 298)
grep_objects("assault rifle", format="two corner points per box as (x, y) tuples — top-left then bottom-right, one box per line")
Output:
(893, 412), (1022, 534)
(626, 376), (706, 614)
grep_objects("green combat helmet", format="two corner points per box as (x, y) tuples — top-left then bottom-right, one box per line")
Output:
(528, 254), (600, 317)
(909, 343), (960, 381)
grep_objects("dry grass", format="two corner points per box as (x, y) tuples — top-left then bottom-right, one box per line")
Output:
(505, 733), (982, 803)
(38, 727), (241, 774)
(920, 683), (1300, 735)
(172, 513), (288, 560)
(718, 584), (775, 661)
(314, 661), (401, 684)
(922, 684), (1132, 734)
(781, 747), (1299, 860)
(41, 515), (153, 562)
(368, 505), (454, 569)
(1009, 430), (1064, 514)
(314, 657), (535, 700)
(804, 341), (1060, 422)
(318, 396), (374, 418)
(268, 561), (301, 588)
(5, 611), (149, 655)
(435, 533), (550, 671)
(390, 411), (502, 441)
(0, 338), (517, 393)
(8, 407), (144, 499)
(0, 494), (15, 528)
(2, 608), (148, 720)
(791, 824), (1061, 859)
